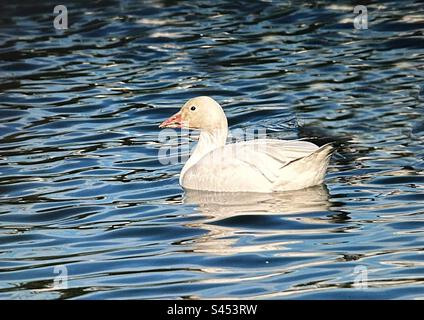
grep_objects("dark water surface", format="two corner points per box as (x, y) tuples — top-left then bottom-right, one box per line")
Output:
(0, 0), (423, 299)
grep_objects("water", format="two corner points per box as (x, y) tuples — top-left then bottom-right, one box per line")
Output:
(0, 0), (423, 299)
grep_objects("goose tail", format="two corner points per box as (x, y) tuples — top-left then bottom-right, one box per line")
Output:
(272, 143), (336, 191)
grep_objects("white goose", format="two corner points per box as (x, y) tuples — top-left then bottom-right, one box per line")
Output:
(159, 96), (334, 193)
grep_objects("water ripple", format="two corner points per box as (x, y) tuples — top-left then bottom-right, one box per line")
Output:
(0, 0), (423, 299)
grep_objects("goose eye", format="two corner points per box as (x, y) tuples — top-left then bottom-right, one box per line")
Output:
(190, 106), (196, 111)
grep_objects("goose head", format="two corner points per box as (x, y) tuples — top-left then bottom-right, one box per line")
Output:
(159, 96), (228, 132)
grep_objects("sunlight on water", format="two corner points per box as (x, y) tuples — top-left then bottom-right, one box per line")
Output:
(0, 0), (423, 299)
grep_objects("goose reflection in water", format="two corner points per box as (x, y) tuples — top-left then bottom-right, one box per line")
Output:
(183, 185), (331, 216)
(181, 185), (341, 256)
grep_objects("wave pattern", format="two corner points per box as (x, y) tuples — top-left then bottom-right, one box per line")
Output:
(0, 0), (423, 299)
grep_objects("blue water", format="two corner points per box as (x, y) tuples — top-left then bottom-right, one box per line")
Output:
(0, 0), (423, 299)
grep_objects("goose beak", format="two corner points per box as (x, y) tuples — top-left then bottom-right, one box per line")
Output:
(159, 111), (182, 128)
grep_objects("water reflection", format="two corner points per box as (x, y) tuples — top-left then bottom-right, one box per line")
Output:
(1, 0), (423, 300)
(184, 185), (331, 217)
(183, 186), (334, 256)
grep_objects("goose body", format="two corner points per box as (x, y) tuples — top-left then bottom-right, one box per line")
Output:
(159, 96), (334, 193)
